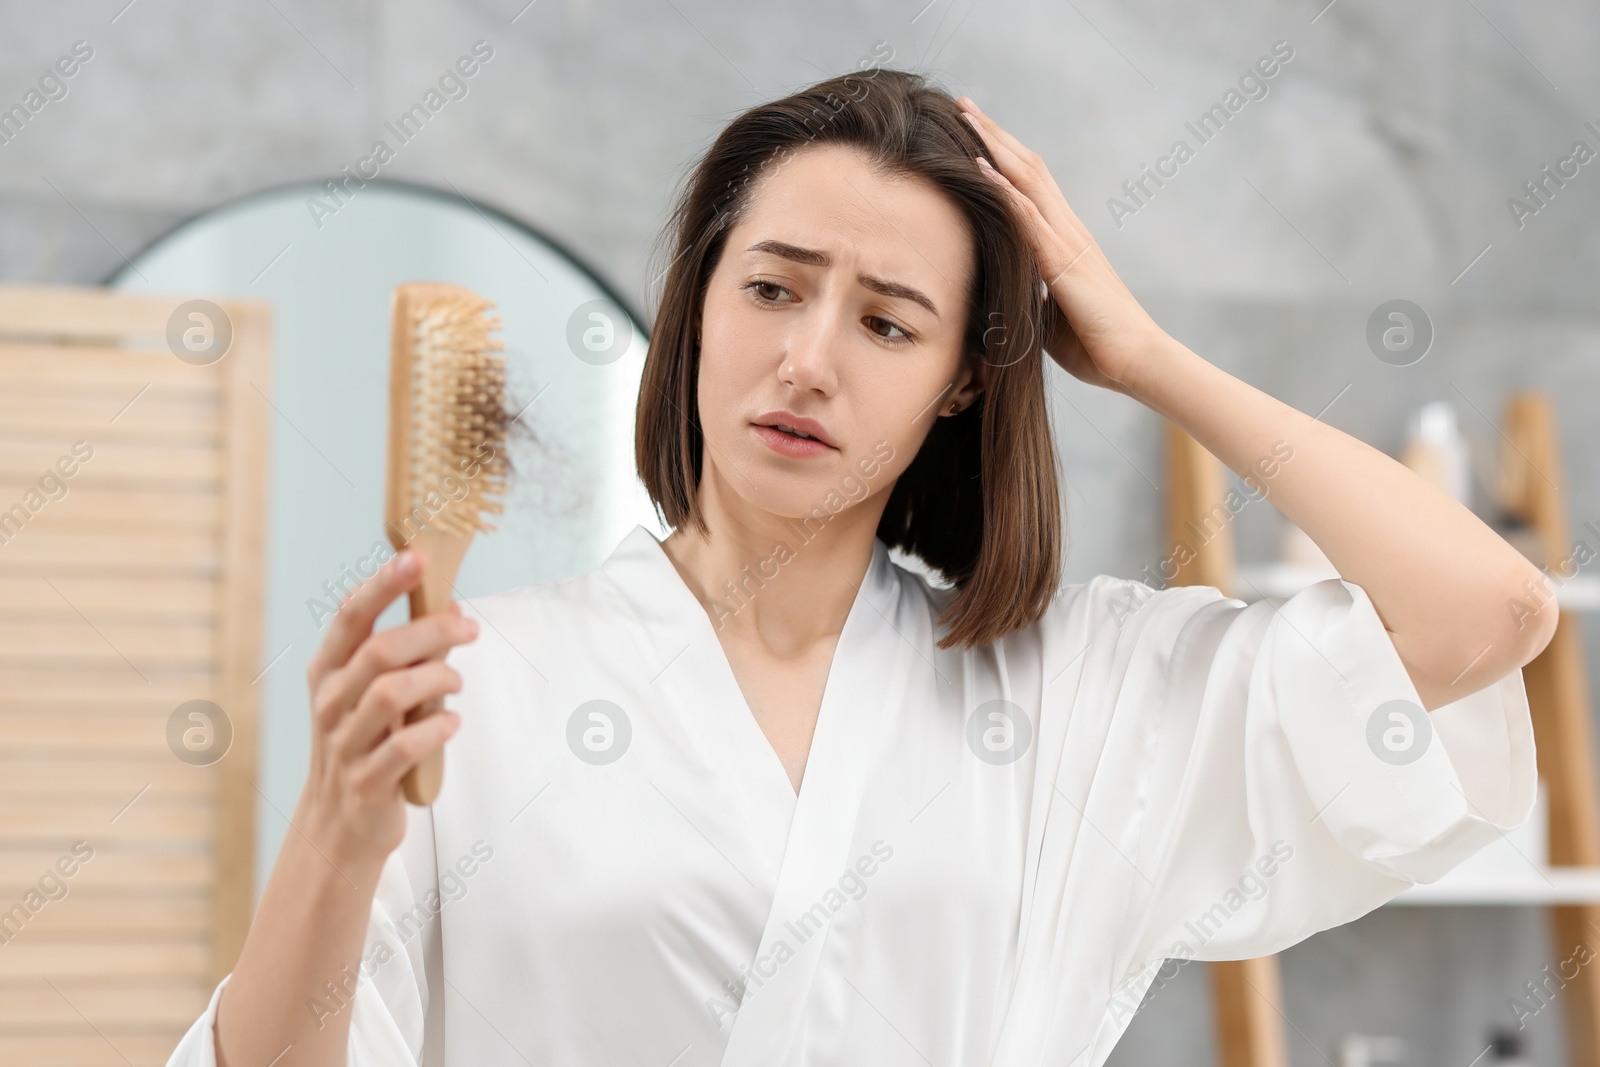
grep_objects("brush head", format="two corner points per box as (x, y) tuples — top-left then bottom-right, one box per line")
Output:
(385, 282), (510, 551)
(384, 281), (511, 807)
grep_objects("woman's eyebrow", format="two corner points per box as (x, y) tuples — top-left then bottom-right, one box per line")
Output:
(743, 239), (940, 318)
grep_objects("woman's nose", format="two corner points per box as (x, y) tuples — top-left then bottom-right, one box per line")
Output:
(778, 309), (842, 394)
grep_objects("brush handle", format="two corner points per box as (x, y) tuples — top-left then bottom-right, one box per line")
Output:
(396, 529), (472, 806)
(400, 576), (448, 806)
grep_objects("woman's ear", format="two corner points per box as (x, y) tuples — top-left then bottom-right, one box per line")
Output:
(944, 351), (985, 415)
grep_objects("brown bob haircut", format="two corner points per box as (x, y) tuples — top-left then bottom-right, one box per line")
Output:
(636, 65), (1062, 650)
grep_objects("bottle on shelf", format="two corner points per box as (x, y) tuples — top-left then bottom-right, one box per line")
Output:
(1398, 400), (1473, 509)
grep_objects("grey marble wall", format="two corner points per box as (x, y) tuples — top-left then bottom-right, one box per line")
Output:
(3, 1), (1596, 1064)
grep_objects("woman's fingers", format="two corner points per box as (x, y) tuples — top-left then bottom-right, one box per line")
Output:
(959, 98), (1095, 260)
(296, 547), (480, 865)
(976, 155), (1087, 289)
(308, 550), (421, 685)
(354, 707), (462, 790)
(328, 657), (463, 762)
(972, 141), (1090, 285)
(960, 99), (1080, 227)
(315, 611), (478, 733)
(960, 99), (1050, 190)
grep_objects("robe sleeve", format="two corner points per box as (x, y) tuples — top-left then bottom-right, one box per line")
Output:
(1093, 574), (1538, 971)
(162, 801), (442, 1066)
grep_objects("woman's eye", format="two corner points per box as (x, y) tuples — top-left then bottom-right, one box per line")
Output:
(744, 280), (791, 303)
(867, 316), (914, 345)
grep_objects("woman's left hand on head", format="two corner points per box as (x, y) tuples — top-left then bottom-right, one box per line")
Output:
(958, 95), (1167, 398)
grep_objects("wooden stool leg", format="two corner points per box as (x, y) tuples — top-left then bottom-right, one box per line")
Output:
(1526, 615), (1600, 868)
(1524, 613), (1600, 1067)
(1547, 905), (1600, 1066)
(1165, 423), (1283, 1067)
(1212, 957), (1291, 1067)
(1498, 393), (1600, 1067)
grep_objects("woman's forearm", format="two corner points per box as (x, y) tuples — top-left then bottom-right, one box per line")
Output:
(214, 794), (385, 1067)
(1124, 333), (1557, 711)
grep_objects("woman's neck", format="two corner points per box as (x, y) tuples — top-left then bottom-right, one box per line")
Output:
(659, 475), (884, 654)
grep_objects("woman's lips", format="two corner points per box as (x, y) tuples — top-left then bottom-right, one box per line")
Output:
(752, 423), (837, 458)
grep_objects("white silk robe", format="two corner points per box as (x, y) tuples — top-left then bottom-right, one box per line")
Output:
(167, 523), (1536, 1066)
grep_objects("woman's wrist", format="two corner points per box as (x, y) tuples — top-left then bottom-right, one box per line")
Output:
(289, 789), (392, 890)
(1117, 330), (1200, 411)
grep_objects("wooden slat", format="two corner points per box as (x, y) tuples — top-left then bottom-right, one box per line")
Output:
(0, 576), (217, 618)
(0, 803), (213, 843)
(0, 669), (215, 705)
(0, 391), (219, 442)
(0, 940), (209, 980)
(0, 620), (215, 666)
(0, 723), (235, 771)
(0, 512), (219, 540)
(0, 283), (213, 336)
(0, 760), (215, 801)
(0, 344), (221, 395)
(0, 850), (210, 894)
(0, 533), (220, 576)
(0, 713), (223, 758)
(0, 978), (210, 1028)
(0, 895), (208, 940)
(0, 612), (218, 649)
(0, 440), (223, 487)
(0, 487), (219, 532)
(0, 1033), (191, 1067)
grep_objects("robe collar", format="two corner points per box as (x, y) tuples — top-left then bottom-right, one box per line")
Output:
(599, 522), (920, 1064)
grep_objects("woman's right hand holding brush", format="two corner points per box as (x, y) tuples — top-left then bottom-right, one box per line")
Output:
(211, 548), (478, 1067)
(299, 547), (477, 868)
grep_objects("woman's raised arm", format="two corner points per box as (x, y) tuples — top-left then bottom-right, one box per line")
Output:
(957, 96), (1558, 710)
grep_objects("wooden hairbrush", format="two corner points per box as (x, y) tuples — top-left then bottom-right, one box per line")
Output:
(384, 281), (508, 806)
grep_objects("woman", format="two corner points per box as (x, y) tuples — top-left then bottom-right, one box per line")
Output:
(171, 69), (1551, 1067)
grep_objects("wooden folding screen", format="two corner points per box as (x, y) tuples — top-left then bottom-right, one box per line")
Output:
(0, 285), (270, 1066)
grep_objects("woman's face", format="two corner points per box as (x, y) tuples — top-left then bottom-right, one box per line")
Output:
(695, 142), (984, 525)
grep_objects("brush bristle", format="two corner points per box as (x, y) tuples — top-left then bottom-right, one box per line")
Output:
(403, 292), (509, 537)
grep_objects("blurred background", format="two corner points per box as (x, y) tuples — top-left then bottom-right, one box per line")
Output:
(0, 1), (1597, 1065)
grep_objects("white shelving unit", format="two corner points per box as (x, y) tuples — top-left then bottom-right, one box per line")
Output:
(1391, 867), (1600, 906)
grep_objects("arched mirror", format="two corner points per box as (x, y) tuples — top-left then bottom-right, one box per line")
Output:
(109, 179), (656, 897)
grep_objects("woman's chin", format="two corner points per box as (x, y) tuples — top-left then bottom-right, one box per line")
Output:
(715, 479), (858, 528)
